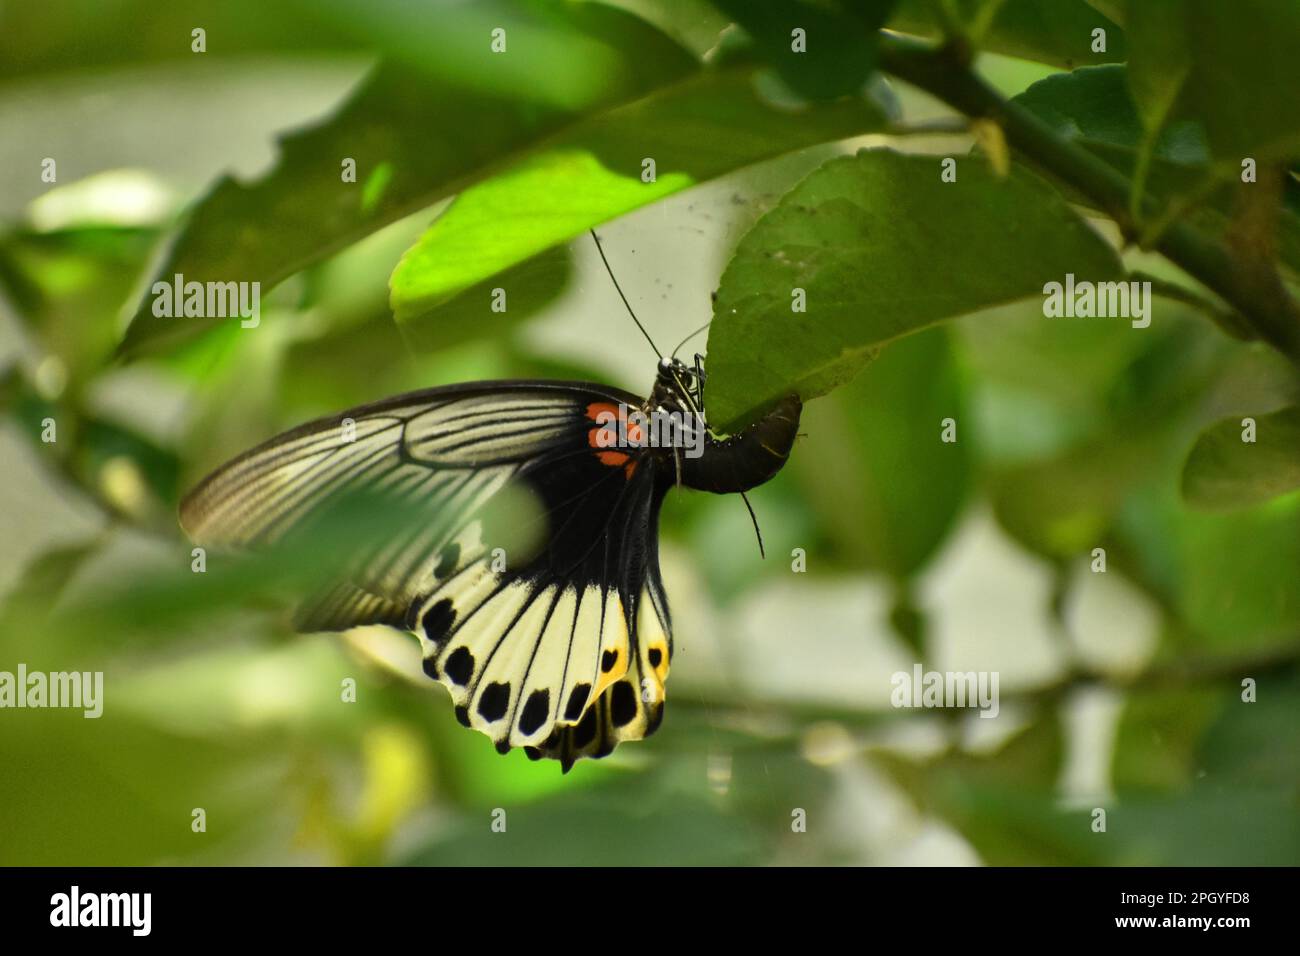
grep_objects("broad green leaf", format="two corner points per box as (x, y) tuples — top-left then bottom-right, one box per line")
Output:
(306, 0), (700, 112)
(0, 226), (159, 379)
(390, 67), (886, 341)
(396, 245), (571, 353)
(792, 327), (970, 576)
(1122, 482), (1300, 651)
(887, 0), (1127, 69)
(705, 148), (1123, 430)
(1177, 491), (1300, 643)
(1182, 405), (1300, 510)
(1122, 0), (1190, 137)
(0, 0), (363, 83)
(1175, 0), (1300, 161)
(118, 4), (698, 356)
(1013, 64), (1207, 167)
(709, 0), (895, 100)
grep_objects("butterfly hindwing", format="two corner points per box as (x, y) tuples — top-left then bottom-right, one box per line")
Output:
(407, 443), (673, 766)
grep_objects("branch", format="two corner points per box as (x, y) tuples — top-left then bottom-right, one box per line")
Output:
(876, 33), (1300, 369)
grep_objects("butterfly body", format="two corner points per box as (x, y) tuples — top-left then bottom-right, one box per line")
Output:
(181, 359), (800, 769)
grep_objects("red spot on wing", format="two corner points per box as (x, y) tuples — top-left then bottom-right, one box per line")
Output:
(586, 402), (639, 478)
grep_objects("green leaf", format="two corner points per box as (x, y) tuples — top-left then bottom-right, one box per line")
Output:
(1175, 0), (1300, 161)
(308, 0), (701, 111)
(1188, 506), (1300, 648)
(710, 0), (895, 100)
(1013, 64), (1207, 166)
(1140, 486), (1300, 650)
(390, 66), (886, 343)
(887, 0), (1127, 69)
(705, 148), (1123, 429)
(1123, 0), (1190, 137)
(1183, 406), (1300, 510)
(791, 327), (970, 576)
(117, 4), (699, 356)
(0, 0), (364, 83)
(396, 244), (571, 353)
(1, 227), (161, 378)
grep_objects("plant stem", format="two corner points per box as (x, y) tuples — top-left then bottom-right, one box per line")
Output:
(877, 33), (1300, 368)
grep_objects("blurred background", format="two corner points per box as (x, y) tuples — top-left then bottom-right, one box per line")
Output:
(1, 0), (1298, 865)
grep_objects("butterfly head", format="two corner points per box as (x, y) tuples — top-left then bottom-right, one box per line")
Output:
(653, 354), (707, 419)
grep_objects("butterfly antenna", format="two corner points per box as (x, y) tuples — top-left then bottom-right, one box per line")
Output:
(671, 321), (711, 359)
(740, 491), (765, 559)
(590, 228), (661, 358)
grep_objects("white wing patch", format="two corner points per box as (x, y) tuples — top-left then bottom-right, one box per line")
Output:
(406, 395), (577, 466)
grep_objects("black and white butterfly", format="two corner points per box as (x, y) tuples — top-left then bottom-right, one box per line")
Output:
(180, 237), (801, 771)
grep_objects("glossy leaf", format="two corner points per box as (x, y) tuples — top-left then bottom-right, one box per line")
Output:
(706, 148), (1123, 429)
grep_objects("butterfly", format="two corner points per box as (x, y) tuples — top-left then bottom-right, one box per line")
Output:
(179, 235), (802, 771)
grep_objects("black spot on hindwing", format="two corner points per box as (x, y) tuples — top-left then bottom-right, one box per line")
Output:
(477, 682), (511, 722)
(573, 706), (599, 748)
(422, 598), (456, 644)
(564, 683), (591, 721)
(519, 689), (550, 736)
(445, 647), (474, 686)
(611, 681), (638, 727)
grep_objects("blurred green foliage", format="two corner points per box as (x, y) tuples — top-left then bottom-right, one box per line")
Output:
(1, 0), (1298, 867)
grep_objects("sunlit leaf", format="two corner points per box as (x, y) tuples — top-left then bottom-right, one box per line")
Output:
(390, 66), (886, 344)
